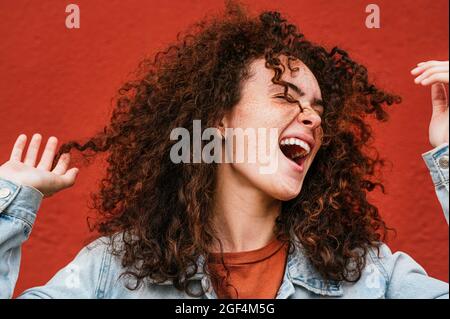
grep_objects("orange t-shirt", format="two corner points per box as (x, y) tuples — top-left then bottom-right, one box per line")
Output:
(207, 237), (289, 299)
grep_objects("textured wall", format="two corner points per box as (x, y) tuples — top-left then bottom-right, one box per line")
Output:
(0, 0), (448, 297)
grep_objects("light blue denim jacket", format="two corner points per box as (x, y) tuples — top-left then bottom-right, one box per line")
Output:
(0, 144), (448, 299)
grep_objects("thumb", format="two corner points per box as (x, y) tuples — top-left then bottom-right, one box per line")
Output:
(61, 167), (79, 188)
(431, 83), (448, 116)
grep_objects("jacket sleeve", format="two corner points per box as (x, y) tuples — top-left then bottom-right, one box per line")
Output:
(422, 143), (449, 224)
(0, 177), (110, 299)
(17, 237), (111, 299)
(0, 177), (43, 298)
(369, 244), (449, 299)
(372, 144), (449, 299)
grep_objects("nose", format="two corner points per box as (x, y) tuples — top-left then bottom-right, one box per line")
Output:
(297, 104), (321, 130)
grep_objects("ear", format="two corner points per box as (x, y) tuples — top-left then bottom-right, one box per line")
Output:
(218, 113), (229, 138)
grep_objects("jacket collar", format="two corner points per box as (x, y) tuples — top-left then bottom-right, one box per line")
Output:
(285, 240), (343, 297)
(185, 239), (344, 297)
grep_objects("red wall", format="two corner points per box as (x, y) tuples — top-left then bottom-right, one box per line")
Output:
(0, 0), (448, 297)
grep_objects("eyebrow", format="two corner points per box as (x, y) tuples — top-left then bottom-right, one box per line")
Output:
(269, 82), (324, 106)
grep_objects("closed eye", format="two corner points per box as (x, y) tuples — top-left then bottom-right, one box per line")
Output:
(273, 95), (325, 117)
(314, 106), (324, 117)
(274, 94), (296, 101)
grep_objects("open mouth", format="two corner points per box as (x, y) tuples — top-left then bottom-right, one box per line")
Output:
(279, 137), (311, 167)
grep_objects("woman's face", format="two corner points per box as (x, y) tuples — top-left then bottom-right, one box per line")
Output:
(221, 55), (324, 201)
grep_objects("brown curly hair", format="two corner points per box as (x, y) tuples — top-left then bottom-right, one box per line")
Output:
(53, 0), (401, 296)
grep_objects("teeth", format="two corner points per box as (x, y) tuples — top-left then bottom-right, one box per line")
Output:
(280, 137), (311, 154)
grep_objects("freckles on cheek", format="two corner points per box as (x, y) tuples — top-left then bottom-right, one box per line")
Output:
(232, 96), (290, 130)
(254, 101), (291, 129)
(231, 101), (265, 128)
(259, 113), (281, 129)
(227, 105), (245, 127)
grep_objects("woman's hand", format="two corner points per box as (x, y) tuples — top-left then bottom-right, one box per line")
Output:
(411, 60), (449, 148)
(0, 133), (79, 198)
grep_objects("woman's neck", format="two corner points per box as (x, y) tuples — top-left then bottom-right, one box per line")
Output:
(212, 164), (281, 253)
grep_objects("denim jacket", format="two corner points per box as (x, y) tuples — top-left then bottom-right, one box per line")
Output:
(0, 144), (448, 299)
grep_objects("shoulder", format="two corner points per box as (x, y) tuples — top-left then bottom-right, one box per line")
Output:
(339, 243), (426, 298)
(18, 234), (120, 298)
(366, 243), (427, 282)
(82, 233), (194, 298)
(365, 242), (441, 277)
(366, 243), (395, 281)
(56, 234), (129, 298)
(364, 243), (449, 298)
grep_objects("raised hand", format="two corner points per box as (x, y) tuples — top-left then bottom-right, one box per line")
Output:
(0, 133), (79, 198)
(411, 60), (449, 148)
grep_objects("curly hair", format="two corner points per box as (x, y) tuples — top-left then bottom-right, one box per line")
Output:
(53, 0), (401, 296)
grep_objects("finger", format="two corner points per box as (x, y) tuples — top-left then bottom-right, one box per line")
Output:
(417, 60), (448, 68)
(421, 72), (449, 85)
(23, 133), (43, 167)
(9, 134), (27, 162)
(412, 63), (448, 76)
(412, 61), (448, 75)
(59, 167), (79, 189)
(37, 136), (58, 171)
(414, 65), (449, 83)
(431, 83), (448, 115)
(411, 67), (423, 75)
(52, 153), (71, 175)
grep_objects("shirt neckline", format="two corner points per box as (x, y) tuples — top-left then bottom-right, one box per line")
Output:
(208, 236), (288, 265)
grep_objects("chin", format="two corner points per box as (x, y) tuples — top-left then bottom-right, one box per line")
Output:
(271, 177), (304, 201)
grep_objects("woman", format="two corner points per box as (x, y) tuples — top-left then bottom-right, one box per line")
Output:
(0, 3), (448, 298)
